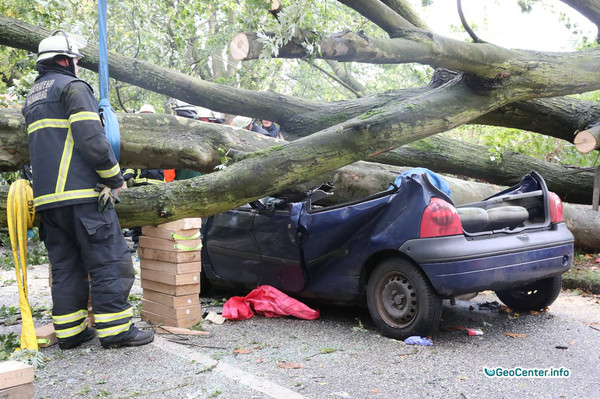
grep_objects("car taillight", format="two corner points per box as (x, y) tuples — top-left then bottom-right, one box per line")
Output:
(548, 192), (564, 223)
(420, 197), (463, 238)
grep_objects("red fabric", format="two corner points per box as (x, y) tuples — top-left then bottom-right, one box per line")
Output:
(222, 285), (320, 320)
(164, 169), (176, 182)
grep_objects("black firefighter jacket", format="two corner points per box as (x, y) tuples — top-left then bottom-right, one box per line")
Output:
(22, 65), (123, 211)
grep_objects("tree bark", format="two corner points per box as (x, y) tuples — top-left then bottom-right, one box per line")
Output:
(1, 107), (594, 204)
(2, 15), (600, 143)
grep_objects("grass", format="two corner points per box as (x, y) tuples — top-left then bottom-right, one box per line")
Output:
(563, 265), (600, 294)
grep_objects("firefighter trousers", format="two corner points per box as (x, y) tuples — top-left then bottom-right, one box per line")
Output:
(40, 202), (137, 346)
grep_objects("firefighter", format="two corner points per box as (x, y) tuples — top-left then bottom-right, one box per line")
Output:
(21, 31), (153, 349)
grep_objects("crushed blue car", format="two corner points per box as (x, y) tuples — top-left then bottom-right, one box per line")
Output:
(201, 170), (574, 339)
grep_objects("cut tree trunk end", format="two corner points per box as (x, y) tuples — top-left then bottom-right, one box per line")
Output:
(574, 125), (600, 153)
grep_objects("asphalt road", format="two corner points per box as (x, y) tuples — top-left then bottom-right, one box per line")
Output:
(1, 262), (599, 399)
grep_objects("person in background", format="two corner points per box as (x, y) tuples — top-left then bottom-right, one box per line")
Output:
(169, 99), (224, 180)
(260, 119), (284, 140)
(230, 115), (270, 136)
(21, 30), (153, 349)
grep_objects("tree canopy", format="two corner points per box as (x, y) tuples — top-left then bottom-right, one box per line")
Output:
(1, 0), (600, 229)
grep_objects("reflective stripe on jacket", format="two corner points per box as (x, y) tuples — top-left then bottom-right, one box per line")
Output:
(22, 66), (123, 211)
(122, 168), (165, 185)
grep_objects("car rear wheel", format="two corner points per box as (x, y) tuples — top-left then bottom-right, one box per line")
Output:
(367, 258), (442, 340)
(495, 275), (562, 311)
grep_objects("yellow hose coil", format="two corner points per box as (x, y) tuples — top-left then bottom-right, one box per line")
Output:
(7, 179), (38, 351)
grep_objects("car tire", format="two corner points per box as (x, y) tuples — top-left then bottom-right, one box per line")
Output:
(367, 258), (442, 340)
(495, 275), (562, 311)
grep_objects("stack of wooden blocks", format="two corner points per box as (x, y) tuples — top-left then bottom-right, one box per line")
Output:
(0, 361), (34, 398)
(139, 218), (203, 328)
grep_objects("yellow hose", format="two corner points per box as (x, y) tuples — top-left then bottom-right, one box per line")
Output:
(6, 179), (38, 351)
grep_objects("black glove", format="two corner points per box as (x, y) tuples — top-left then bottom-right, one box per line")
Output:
(94, 183), (120, 212)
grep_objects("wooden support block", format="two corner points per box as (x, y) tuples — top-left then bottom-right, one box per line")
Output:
(157, 218), (202, 230)
(143, 290), (199, 308)
(35, 323), (57, 348)
(140, 258), (201, 274)
(0, 361), (34, 389)
(141, 310), (203, 328)
(141, 279), (200, 296)
(138, 247), (201, 263)
(142, 299), (202, 320)
(0, 382), (34, 399)
(140, 269), (200, 286)
(141, 226), (200, 241)
(139, 236), (202, 253)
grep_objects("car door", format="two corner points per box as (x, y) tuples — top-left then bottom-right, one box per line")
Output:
(253, 203), (306, 292)
(203, 205), (262, 286)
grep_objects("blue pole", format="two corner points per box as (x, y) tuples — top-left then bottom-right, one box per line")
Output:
(97, 0), (121, 160)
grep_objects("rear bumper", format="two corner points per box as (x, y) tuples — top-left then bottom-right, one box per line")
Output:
(400, 223), (574, 296)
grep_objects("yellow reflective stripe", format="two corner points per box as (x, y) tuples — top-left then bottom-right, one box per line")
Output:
(134, 178), (164, 185)
(34, 188), (99, 207)
(171, 231), (201, 240)
(173, 243), (203, 251)
(96, 163), (121, 179)
(97, 321), (132, 338)
(55, 319), (88, 339)
(55, 128), (74, 193)
(27, 118), (69, 134)
(94, 307), (133, 323)
(69, 111), (100, 124)
(52, 309), (88, 325)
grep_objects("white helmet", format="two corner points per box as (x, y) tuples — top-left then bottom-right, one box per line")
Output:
(196, 106), (215, 119)
(139, 104), (156, 113)
(231, 116), (253, 129)
(37, 30), (85, 63)
(168, 98), (195, 111)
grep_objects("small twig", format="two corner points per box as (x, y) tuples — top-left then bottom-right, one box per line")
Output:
(457, 0), (486, 43)
(589, 324), (600, 332)
(163, 338), (226, 350)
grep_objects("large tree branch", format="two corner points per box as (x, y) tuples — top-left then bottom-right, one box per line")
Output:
(3, 15), (599, 141)
(231, 30), (600, 96)
(1, 106), (594, 204)
(336, 0), (415, 35)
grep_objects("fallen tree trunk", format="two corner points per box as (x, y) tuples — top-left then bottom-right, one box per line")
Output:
(1, 108), (594, 204)
(372, 135), (594, 205)
(289, 161), (600, 250)
(1, 159), (597, 249)
(0, 108), (275, 172)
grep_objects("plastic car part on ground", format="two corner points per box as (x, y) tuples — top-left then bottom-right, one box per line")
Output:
(222, 285), (320, 320)
(404, 336), (433, 346)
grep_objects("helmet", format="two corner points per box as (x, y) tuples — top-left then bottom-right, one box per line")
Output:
(139, 104), (156, 113)
(168, 99), (195, 111)
(231, 116), (253, 129)
(196, 106), (215, 120)
(37, 30), (85, 63)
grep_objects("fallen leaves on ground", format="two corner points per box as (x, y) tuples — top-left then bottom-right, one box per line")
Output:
(504, 332), (527, 338)
(277, 362), (302, 369)
(233, 348), (252, 355)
